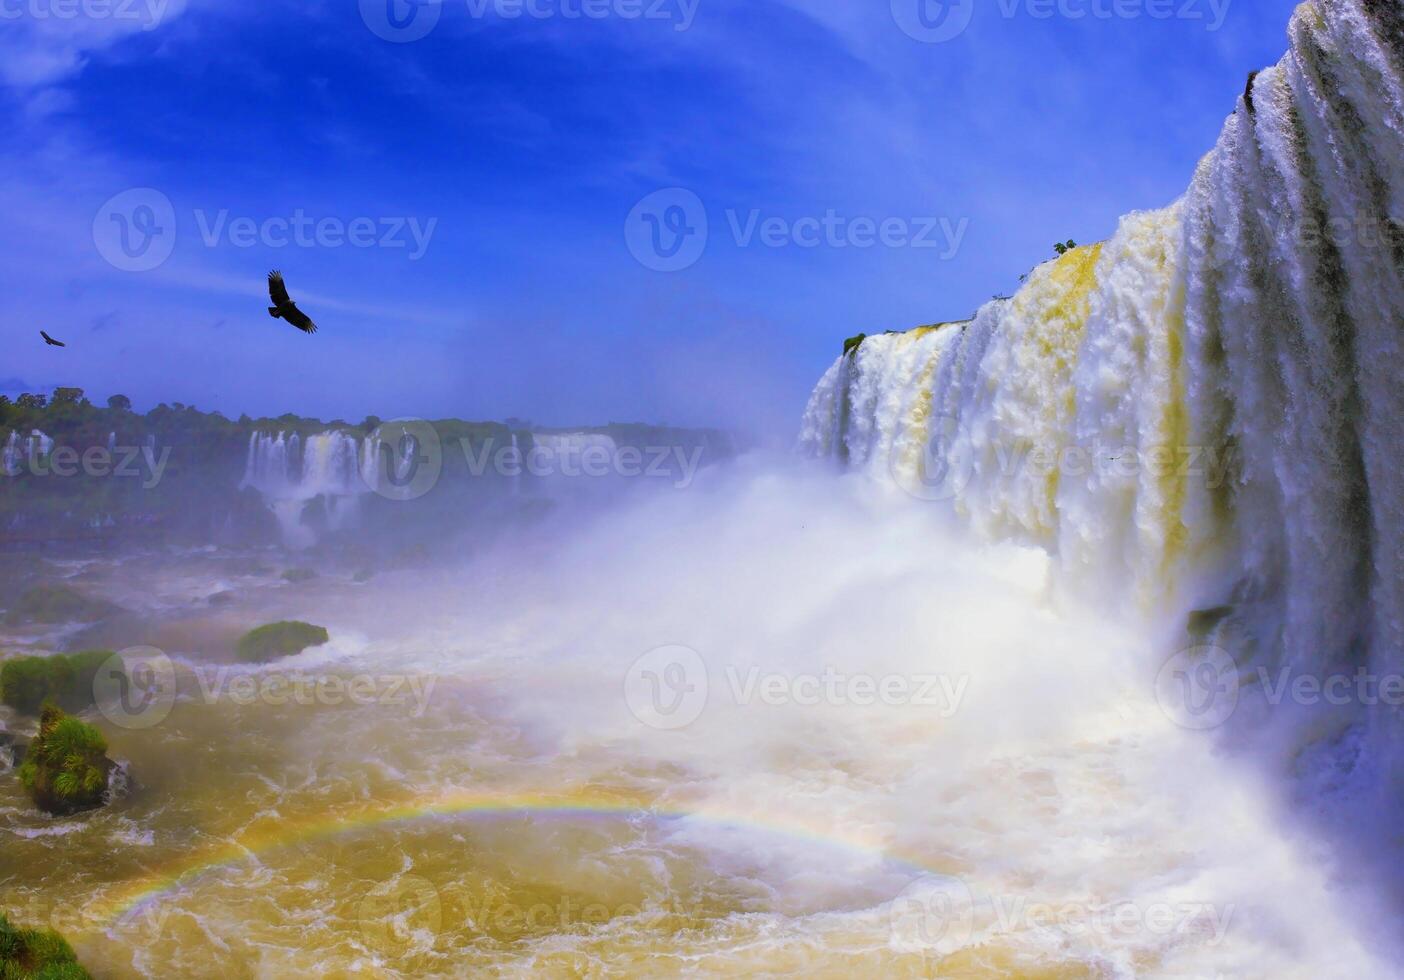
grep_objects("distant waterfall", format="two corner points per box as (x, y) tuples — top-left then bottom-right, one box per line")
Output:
(241, 431), (373, 547)
(800, 0), (1404, 802)
(2, 429), (54, 476)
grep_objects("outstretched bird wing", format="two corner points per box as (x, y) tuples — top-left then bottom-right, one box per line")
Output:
(285, 306), (317, 334)
(40, 330), (65, 348)
(268, 271), (317, 334)
(268, 270), (293, 307)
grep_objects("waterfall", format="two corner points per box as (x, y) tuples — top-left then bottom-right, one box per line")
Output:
(241, 430), (373, 547)
(800, 0), (1404, 806)
(2, 429), (54, 476)
(530, 432), (619, 458)
(510, 432), (523, 494)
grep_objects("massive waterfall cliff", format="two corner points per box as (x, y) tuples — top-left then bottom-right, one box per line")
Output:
(801, 0), (1404, 802)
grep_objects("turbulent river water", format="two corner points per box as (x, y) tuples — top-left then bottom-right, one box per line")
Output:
(4, 0), (1404, 975)
(0, 465), (1396, 977)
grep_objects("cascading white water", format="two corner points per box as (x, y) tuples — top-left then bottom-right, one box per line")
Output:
(241, 430), (374, 547)
(1, 429), (54, 476)
(800, 0), (1404, 813)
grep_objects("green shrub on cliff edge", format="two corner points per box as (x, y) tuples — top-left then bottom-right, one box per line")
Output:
(1, 652), (113, 716)
(0, 912), (91, 980)
(236, 622), (330, 663)
(17, 705), (114, 817)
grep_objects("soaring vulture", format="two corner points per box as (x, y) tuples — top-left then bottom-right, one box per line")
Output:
(267, 271), (318, 334)
(40, 331), (66, 348)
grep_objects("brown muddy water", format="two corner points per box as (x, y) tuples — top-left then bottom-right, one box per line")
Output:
(0, 475), (1391, 977)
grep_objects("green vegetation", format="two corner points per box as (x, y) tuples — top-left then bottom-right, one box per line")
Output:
(1053, 239), (1078, 256)
(236, 621), (330, 663)
(18, 705), (113, 816)
(3, 586), (119, 627)
(0, 912), (91, 980)
(843, 334), (867, 357)
(0, 651), (113, 716)
(0, 388), (735, 549)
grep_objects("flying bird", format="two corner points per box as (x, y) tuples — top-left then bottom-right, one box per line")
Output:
(40, 331), (65, 348)
(267, 271), (317, 334)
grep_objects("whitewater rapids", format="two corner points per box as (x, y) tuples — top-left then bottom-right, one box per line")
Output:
(0, 463), (1393, 977)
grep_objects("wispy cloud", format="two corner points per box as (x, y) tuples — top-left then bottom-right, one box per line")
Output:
(0, 0), (192, 91)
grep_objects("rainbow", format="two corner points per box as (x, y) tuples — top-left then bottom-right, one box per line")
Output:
(102, 789), (944, 929)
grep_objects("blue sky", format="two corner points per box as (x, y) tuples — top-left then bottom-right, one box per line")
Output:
(0, 0), (1299, 438)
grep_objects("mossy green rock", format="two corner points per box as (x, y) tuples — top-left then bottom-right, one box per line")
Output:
(235, 622), (330, 663)
(17, 705), (115, 817)
(0, 912), (91, 980)
(0, 652), (113, 716)
(3, 586), (120, 627)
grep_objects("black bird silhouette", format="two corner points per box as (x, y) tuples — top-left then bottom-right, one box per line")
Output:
(40, 330), (65, 348)
(1244, 70), (1260, 116)
(267, 271), (317, 334)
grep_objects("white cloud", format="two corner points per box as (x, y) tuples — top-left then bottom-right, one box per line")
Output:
(0, 0), (190, 89)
